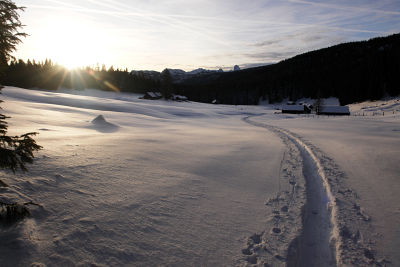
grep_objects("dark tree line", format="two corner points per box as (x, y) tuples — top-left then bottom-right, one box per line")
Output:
(1, 59), (162, 93)
(176, 33), (400, 105)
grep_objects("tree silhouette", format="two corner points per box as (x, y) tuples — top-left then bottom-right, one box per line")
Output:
(0, 0), (27, 73)
(0, 0), (42, 223)
(313, 97), (323, 115)
(161, 68), (172, 99)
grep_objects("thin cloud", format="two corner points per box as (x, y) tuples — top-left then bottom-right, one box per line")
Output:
(87, 0), (231, 47)
(288, 0), (400, 16)
(38, 0), (228, 47)
(35, 0), (392, 36)
(244, 51), (298, 61)
(253, 40), (282, 47)
(43, 0), (391, 35)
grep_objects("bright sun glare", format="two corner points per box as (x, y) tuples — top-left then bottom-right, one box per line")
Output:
(35, 17), (107, 69)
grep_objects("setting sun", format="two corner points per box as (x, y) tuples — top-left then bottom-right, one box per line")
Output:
(33, 16), (109, 69)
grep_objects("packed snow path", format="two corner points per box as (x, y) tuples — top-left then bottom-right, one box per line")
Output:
(243, 116), (337, 266)
(245, 114), (397, 266)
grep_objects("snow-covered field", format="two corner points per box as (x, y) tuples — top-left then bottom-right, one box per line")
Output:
(0, 87), (399, 266)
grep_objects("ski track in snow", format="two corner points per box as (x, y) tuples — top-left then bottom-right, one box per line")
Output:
(239, 116), (307, 266)
(242, 115), (386, 266)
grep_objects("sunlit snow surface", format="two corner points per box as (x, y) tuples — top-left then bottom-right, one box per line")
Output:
(0, 87), (399, 266)
(0, 87), (284, 266)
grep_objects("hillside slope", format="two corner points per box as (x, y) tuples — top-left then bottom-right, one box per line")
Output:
(178, 33), (400, 105)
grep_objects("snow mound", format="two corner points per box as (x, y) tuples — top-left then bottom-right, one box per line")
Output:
(91, 115), (119, 133)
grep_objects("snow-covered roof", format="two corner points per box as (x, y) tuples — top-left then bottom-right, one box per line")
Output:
(147, 92), (156, 98)
(320, 105), (350, 114)
(145, 92), (162, 98)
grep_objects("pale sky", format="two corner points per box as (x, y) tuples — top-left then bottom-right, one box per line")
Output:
(14, 0), (400, 71)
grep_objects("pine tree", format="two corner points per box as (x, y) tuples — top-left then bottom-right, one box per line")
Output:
(0, 0), (27, 72)
(314, 97), (323, 115)
(0, 0), (42, 223)
(161, 68), (172, 99)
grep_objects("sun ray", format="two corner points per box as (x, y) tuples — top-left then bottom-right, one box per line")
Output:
(103, 80), (120, 92)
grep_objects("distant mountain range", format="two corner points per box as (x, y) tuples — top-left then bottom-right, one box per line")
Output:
(130, 66), (238, 83)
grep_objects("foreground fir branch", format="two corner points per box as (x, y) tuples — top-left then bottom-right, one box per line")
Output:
(0, 201), (30, 223)
(0, 98), (42, 176)
(0, 127), (42, 173)
(0, 0), (27, 65)
(0, 200), (42, 224)
(0, 97), (42, 223)
(0, 1), (42, 223)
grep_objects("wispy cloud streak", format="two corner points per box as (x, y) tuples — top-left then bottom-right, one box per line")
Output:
(288, 0), (400, 16)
